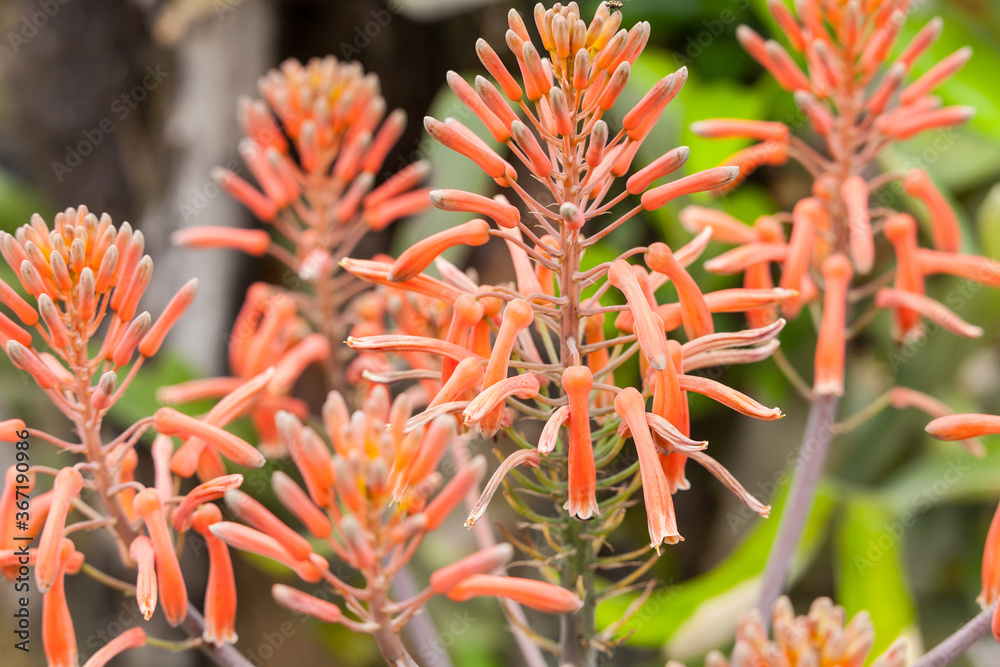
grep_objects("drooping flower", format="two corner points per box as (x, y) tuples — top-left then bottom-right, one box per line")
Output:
(192, 504), (238, 646)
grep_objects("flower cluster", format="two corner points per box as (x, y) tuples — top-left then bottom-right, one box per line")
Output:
(684, 0), (999, 397)
(209, 385), (582, 664)
(341, 4), (796, 659)
(668, 596), (906, 667)
(0, 207), (279, 664)
(347, 0), (785, 551)
(173, 56), (432, 395)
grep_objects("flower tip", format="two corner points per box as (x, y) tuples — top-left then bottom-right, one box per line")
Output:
(648, 353), (668, 371)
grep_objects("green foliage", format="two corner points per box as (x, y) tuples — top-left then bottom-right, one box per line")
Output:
(595, 482), (836, 654)
(835, 497), (918, 663)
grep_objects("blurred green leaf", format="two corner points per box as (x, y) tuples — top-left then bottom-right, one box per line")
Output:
(595, 481), (836, 659)
(106, 352), (206, 428)
(978, 184), (1000, 259)
(835, 497), (918, 664)
(878, 443), (1000, 513)
(0, 168), (48, 233)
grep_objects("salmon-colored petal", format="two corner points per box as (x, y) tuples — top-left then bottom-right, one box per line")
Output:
(814, 255), (853, 396)
(155, 408), (265, 469)
(463, 374), (540, 434)
(430, 544), (514, 594)
(903, 169), (961, 253)
(81, 627), (146, 667)
(538, 405), (570, 456)
(425, 116), (507, 179)
(875, 288), (983, 339)
(479, 300), (534, 435)
(841, 175), (874, 274)
(703, 242), (788, 275)
(614, 387), (682, 550)
(272, 584), (344, 624)
(389, 219), (492, 282)
(133, 489), (188, 626)
(926, 414), (1000, 441)
(170, 474), (244, 533)
(646, 243), (714, 338)
(35, 467), (83, 593)
(608, 260), (668, 370)
(192, 505), (238, 646)
(641, 167), (741, 211)
(42, 539), (77, 667)
(129, 536), (158, 621)
(208, 521), (322, 583)
(780, 198), (823, 318)
(446, 574), (583, 614)
(563, 367), (597, 520)
(678, 206), (756, 245)
(980, 498), (1000, 607)
(677, 374), (783, 420)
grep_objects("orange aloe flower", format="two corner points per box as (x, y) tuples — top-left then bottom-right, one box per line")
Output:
(563, 366), (598, 520)
(80, 627), (146, 667)
(35, 467), (83, 594)
(445, 574), (583, 614)
(129, 536), (157, 621)
(133, 489), (188, 627)
(42, 539), (79, 667)
(333, 7), (794, 662)
(616, 387), (681, 550)
(192, 504), (238, 646)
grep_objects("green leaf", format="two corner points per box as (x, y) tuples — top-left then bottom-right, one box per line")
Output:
(878, 442), (1000, 513)
(835, 497), (918, 663)
(595, 480), (836, 659)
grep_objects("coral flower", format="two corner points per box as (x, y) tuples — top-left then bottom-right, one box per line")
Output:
(192, 504), (238, 646)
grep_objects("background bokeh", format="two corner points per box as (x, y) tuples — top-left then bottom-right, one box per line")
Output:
(2, 0), (1000, 665)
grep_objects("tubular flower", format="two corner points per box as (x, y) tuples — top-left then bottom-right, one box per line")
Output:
(133, 489), (188, 627)
(563, 366), (598, 520)
(80, 627), (147, 667)
(42, 539), (79, 667)
(445, 574), (583, 614)
(129, 536), (157, 621)
(672, 596), (905, 667)
(682, 0), (994, 389)
(341, 3), (785, 626)
(616, 388), (681, 550)
(192, 504), (238, 646)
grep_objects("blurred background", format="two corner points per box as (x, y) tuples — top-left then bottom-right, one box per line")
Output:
(2, 0), (1000, 665)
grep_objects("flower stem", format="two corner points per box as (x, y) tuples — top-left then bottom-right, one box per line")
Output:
(559, 518), (597, 667)
(756, 392), (839, 625)
(372, 588), (419, 667)
(912, 602), (996, 667)
(182, 604), (255, 666)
